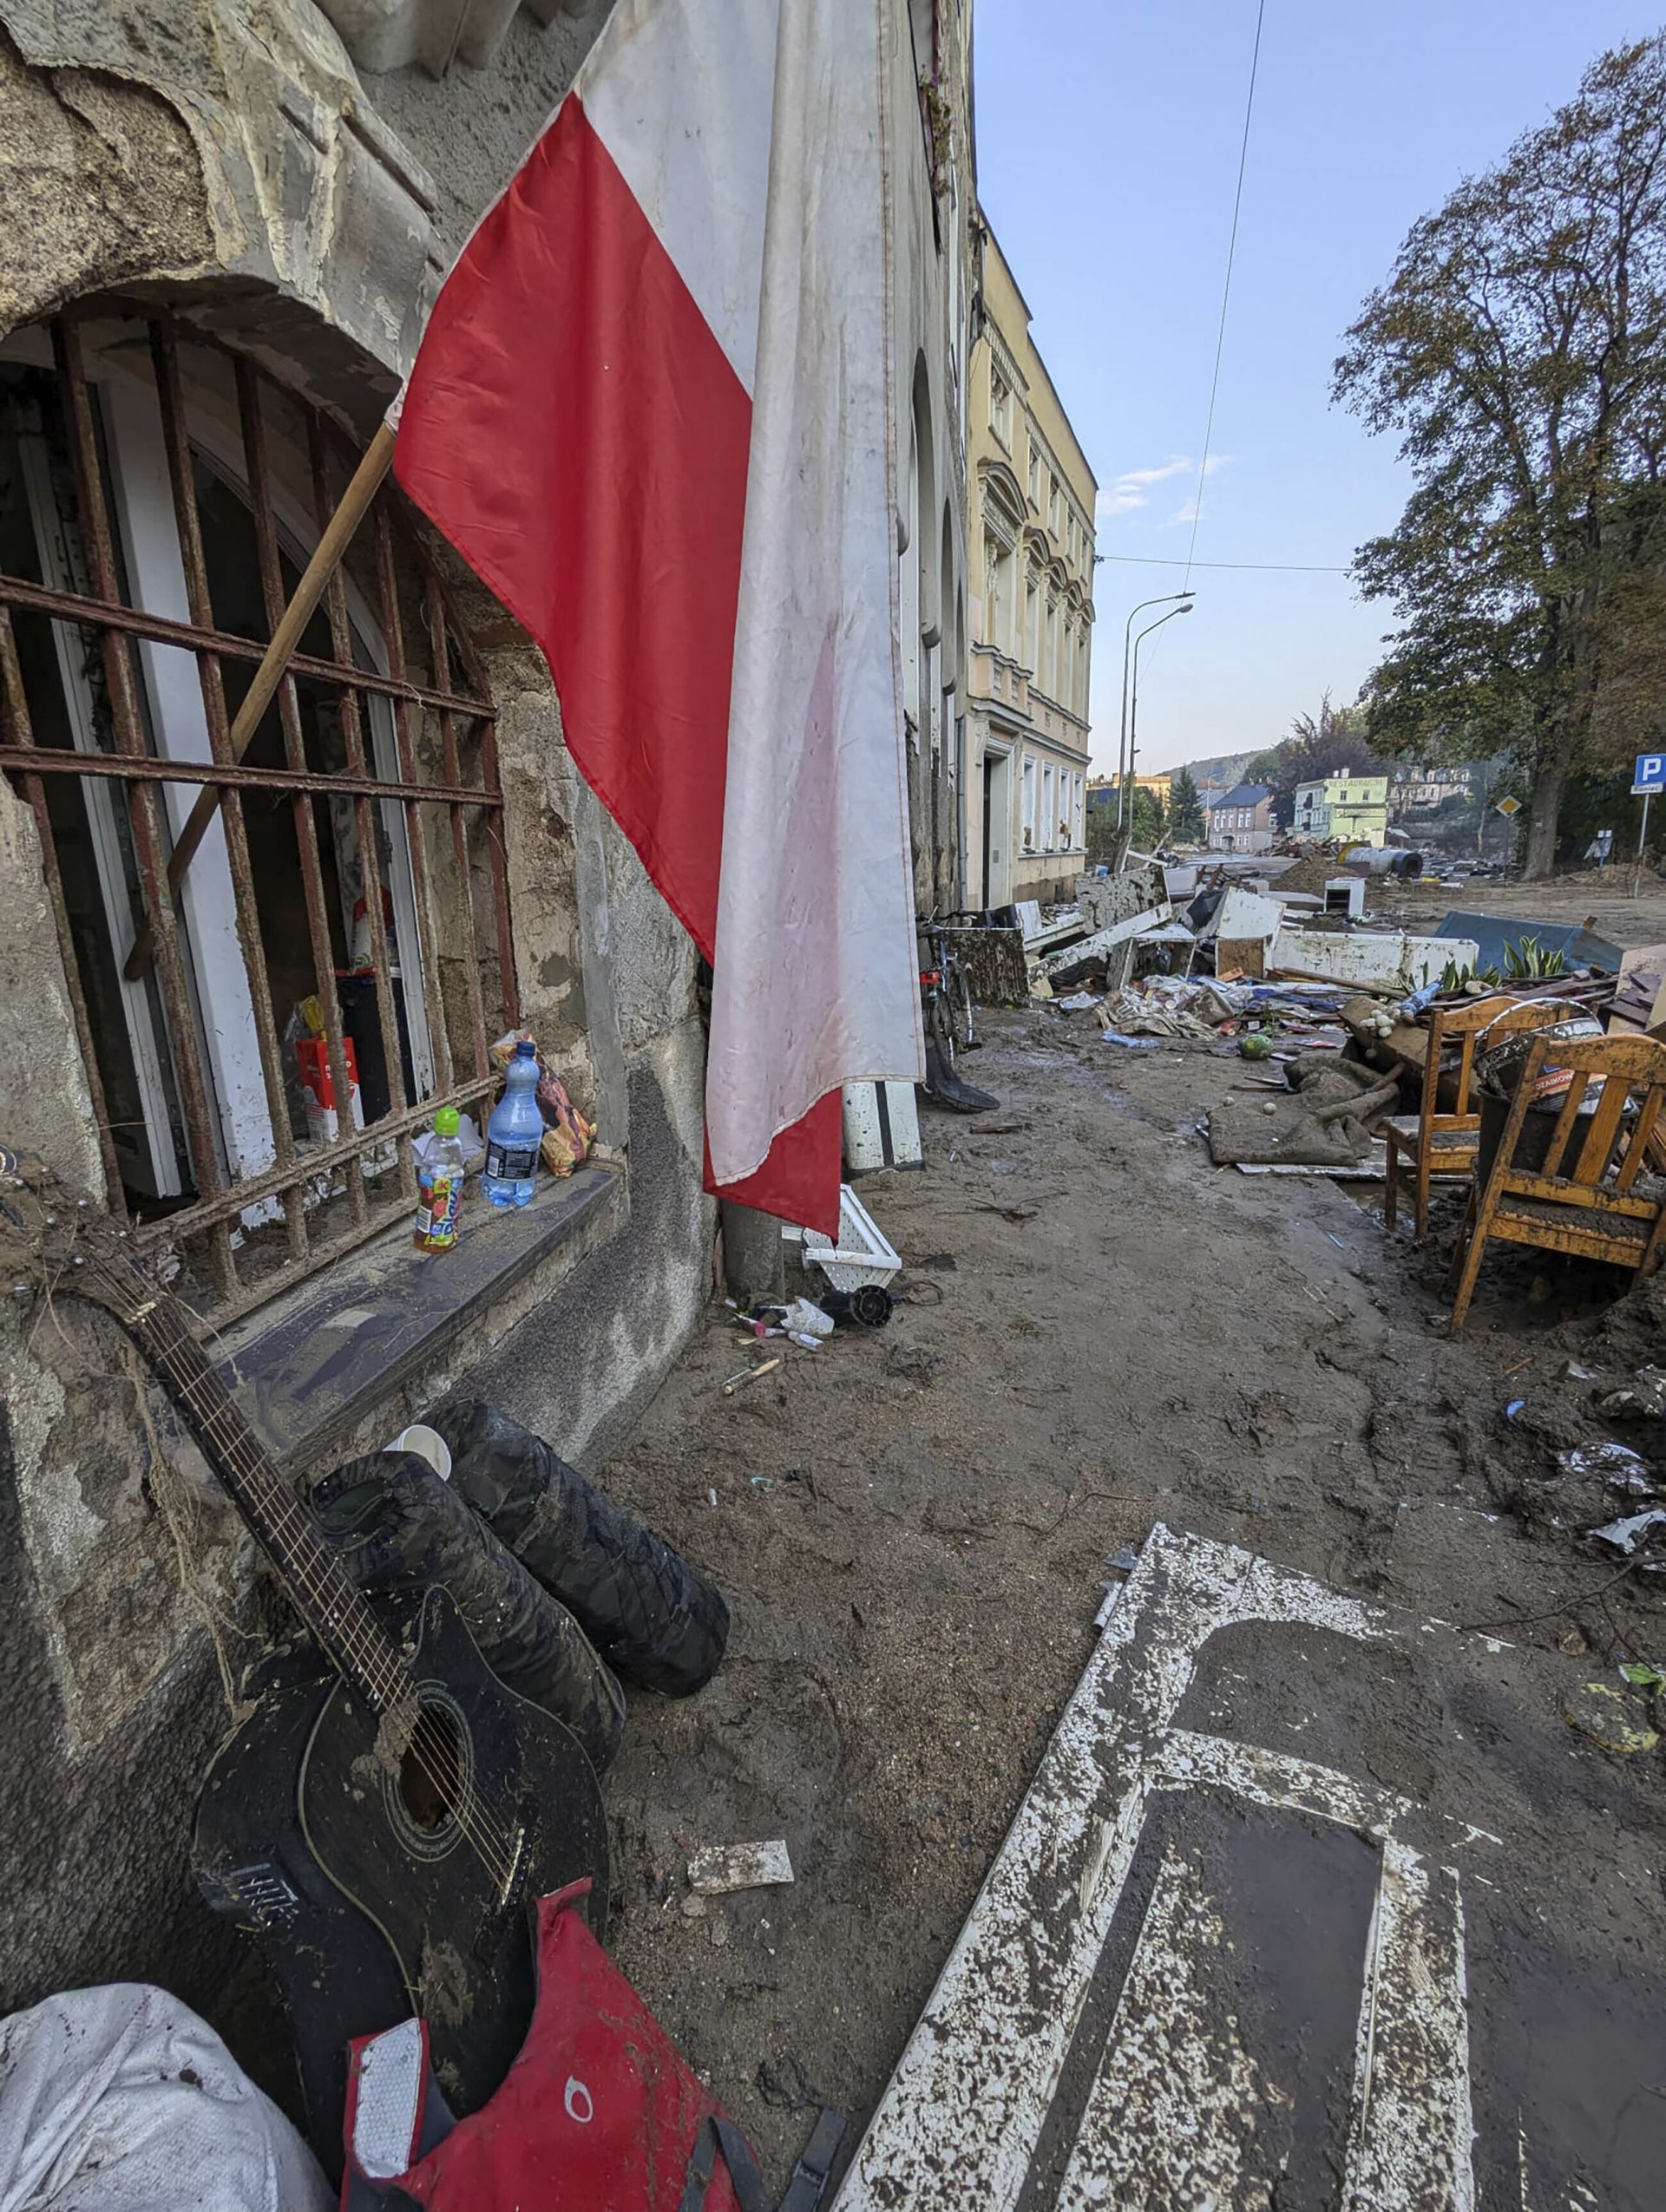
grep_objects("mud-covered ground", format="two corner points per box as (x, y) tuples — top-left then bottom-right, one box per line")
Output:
(593, 975), (1666, 2192)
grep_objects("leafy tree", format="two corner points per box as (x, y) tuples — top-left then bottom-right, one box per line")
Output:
(1125, 785), (1166, 853)
(1167, 763), (1204, 841)
(1335, 35), (1666, 878)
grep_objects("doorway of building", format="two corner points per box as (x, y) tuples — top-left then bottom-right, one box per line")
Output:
(982, 747), (1012, 907)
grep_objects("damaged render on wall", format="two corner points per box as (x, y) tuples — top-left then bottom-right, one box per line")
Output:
(0, 0), (712, 2039)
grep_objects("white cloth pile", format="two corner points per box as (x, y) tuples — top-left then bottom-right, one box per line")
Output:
(0, 1984), (331, 2212)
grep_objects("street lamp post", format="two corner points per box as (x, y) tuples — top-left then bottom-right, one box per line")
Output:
(1116, 591), (1195, 828)
(1121, 601), (1194, 851)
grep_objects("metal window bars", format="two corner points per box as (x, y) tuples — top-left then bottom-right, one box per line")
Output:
(0, 305), (519, 1329)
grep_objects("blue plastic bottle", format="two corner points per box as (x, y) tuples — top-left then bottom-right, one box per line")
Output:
(483, 1040), (542, 1207)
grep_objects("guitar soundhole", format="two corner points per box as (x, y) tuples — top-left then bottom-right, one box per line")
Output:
(400, 1705), (462, 1830)
(385, 1691), (474, 1860)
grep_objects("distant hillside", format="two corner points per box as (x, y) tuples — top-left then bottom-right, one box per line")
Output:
(1176, 751), (1254, 793)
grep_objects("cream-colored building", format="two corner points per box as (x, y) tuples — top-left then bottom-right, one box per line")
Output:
(967, 220), (1098, 906)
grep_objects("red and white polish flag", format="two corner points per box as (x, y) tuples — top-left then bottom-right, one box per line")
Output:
(393, 0), (923, 1236)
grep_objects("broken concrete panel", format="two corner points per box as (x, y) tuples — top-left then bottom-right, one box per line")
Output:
(1043, 909), (1168, 976)
(1203, 887), (1284, 945)
(1271, 926), (1479, 994)
(941, 925), (1028, 1006)
(1078, 863), (1166, 932)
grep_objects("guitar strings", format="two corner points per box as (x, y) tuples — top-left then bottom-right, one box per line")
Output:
(81, 1254), (521, 1892)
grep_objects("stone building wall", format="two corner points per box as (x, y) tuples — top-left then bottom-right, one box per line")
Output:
(0, 0), (973, 2078)
(0, 0), (707, 2041)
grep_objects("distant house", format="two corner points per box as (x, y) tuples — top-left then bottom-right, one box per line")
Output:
(1204, 782), (1276, 854)
(1293, 769), (1390, 847)
(1293, 779), (1331, 841)
(1390, 765), (1475, 820)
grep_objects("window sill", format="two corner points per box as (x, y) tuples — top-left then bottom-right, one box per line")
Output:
(219, 1162), (622, 1472)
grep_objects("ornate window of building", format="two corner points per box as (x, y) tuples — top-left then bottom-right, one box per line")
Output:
(1027, 445), (1041, 507)
(989, 368), (1012, 450)
(1041, 761), (1054, 851)
(0, 308), (515, 1327)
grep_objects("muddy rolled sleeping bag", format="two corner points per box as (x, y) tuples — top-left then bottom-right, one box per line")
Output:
(310, 1450), (626, 1772)
(430, 1402), (730, 1698)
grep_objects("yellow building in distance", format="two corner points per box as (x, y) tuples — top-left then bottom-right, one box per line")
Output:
(966, 220), (1098, 906)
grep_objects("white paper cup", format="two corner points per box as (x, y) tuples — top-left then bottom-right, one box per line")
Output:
(384, 1423), (453, 1482)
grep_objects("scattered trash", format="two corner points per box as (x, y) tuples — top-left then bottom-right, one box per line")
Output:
(688, 1840), (796, 1895)
(1564, 1361), (1596, 1382)
(1556, 1442), (1653, 1488)
(1099, 1032), (1163, 1050)
(1055, 991), (1099, 1012)
(1561, 1679), (1660, 1755)
(1505, 1399), (1527, 1420)
(1620, 1659), (1666, 1693)
(1588, 1507), (1666, 1554)
(1597, 1367), (1666, 1422)
(722, 1358), (783, 1397)
(802, 1185), (902, 1299)
(787, 1331), (823, 1351)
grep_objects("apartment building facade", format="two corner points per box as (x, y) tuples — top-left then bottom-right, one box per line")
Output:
(966, 221), (1097, 906)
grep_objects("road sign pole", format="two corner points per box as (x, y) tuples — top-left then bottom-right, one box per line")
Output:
(1636, 789), (1652, 900)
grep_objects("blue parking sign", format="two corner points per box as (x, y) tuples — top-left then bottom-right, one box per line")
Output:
(1634, 754), (1666, 794)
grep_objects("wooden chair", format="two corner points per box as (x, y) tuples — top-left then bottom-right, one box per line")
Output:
(1383, 994), (1512, 1241)
(1448, 1031), (1666, 1329)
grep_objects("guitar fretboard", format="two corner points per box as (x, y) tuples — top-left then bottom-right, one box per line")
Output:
(85, 1252), (410, 1712)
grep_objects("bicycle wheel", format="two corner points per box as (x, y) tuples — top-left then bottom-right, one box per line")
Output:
(947, 960), (975, 1053)
(927, 986), (958, 1073)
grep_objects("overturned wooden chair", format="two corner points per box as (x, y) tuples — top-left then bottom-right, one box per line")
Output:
(1382, 994), (1545, 1240)
(1448, 1031), (1666, 1329)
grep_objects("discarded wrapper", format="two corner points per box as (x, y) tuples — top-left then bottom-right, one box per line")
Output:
(687, 1839), (795, 1895)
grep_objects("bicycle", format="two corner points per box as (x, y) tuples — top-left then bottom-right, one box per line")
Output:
(919, 913), (978, 1074)
(917, 913), (998, 1112)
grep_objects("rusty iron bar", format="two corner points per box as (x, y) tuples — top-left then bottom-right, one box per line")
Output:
(372, 502), (456, 1094)
(425, 571), (489, 1077)
(476, 711), (521, 1031)
(0, 571), (494, 723)
(132, 1070), (499, 1254)
(51, 318), (238, 1301)
(150, 317), (308, 1264)
(308, 418), (415, 1203)
(235, 357), (366, 1233)
(0, 605), (127, 1210)
(0, 746), (495, 807)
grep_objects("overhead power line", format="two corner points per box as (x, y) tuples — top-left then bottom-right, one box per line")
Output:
(1183, 0), (1268, 591)
(1096, 553), (1349, 574)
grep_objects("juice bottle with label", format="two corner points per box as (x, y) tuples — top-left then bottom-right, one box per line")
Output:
(414, 1106), (465, 1251)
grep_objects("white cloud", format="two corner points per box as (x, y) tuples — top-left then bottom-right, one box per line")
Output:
(1097, 453), (1228, 522)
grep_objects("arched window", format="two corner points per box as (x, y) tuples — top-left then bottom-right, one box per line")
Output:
(0, 308), (514, 1324)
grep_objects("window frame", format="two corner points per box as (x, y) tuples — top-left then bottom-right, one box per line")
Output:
(0, 306), (519, 1328)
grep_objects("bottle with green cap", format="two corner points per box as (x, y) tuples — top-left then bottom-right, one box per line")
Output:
(414, 1104), (465, 1252)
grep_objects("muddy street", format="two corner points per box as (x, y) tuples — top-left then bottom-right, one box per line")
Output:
(592, 1001), (1666, 2204)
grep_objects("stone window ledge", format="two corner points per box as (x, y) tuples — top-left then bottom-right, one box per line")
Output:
(218, 1162), (622, 1473)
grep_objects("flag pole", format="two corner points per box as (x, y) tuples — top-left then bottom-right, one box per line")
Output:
(122, 419), (397, 981)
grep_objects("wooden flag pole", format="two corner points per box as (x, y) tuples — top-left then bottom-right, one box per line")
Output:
(122, 418), (397, 982)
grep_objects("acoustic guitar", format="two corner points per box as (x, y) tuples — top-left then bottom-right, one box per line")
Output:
(0, 1148), (608, 2163)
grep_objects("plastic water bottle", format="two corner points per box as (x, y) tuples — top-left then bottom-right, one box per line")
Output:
(483, 1040), (542, 1207)
(413, 1105), (465, 1252)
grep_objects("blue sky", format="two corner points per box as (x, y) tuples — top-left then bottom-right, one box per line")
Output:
(974, 0), (1658, 776)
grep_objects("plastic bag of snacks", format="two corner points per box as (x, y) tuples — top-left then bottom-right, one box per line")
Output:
(489, 1031), (595, 1175)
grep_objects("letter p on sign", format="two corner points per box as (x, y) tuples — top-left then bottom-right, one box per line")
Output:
(1634, 754), (1665, 795)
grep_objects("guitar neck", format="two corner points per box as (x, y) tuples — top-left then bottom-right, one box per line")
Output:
(91, 1254), (408, 1712)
